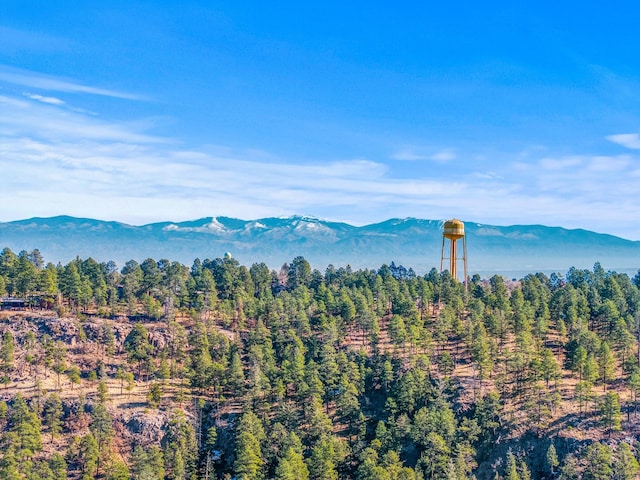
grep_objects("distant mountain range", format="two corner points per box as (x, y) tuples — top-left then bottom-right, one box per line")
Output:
(1, 215), (639, 278)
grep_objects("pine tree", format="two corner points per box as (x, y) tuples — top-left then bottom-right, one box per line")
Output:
(163, 410), (197, 480)
(471, 321), (493, 380)
(0, 331), (15, 371)
(9, 394), (42, 460)
(504, 452), (520, 480)
(78, 433), (99, 479)
(233, 411), (265, 480)
(545, 444), (559, 476)
(49, 453), (67, 480)
(558, 453), (579, 480)
(307, 437), (339, 480)
(105, 458), (130, 480)
(613, 442), (640, 480)
(90, 402), (114, 459)
(43, 394), (63, 442)
(598, 341), (616, 389)
(584, 353), (599, 384)
(0, 451), (21, 480)
(599, 392), (622, 434)
(540, 348), (560, 388)
(235, 430), (263, 479)
(275, 446), (309, 480)
(131, 445), (165, 480)
(229, 350), (246, 396)
(628, 371), (640, 418)
(583, 443), (613, 480)
(518, 460), (531, 480)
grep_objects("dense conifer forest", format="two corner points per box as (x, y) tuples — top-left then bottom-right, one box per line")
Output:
(1, 246), (640, 479)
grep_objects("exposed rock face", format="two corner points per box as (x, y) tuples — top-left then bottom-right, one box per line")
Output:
(148, 329), (168, 350)
(1, 313), (176, 353)
(124, 410), (171, 445)
(40, 317), (80, 344)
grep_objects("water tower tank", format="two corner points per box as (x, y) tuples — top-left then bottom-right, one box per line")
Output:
(443, 219), (465, 240)
(440, 219), (467, 286)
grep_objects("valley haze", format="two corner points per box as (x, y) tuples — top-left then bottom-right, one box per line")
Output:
(1, 215), (638, 279)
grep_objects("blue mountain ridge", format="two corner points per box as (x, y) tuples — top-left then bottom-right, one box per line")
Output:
(0, 216), (638, 278)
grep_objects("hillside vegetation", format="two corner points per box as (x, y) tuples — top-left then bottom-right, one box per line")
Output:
(1, 247), (640, 479)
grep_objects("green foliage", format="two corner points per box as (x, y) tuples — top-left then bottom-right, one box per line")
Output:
(1, 331), (15, 371)
(162, 410), (197, 480)
(1, 249), (640, 479)
(234, 411), (265, 480)
(8, 394), (42, 459)
(599, 391), (622, 433)
(504, 452), (520, 480)
(90, 402), (114, 453)
(613, 442), (640, 480)
(583, 442), (613, 480)
(124, 323), (152, 379)
(104, 458), (130, 480)
(131, 444), (164, 480)
(545, 443), (559, 475)
(77, 433), (99, 479)
(49, 453), (67, 480)
(275, 445), (309, 480)
(42, 394), (63, 441)
(147, 382), (163, 408)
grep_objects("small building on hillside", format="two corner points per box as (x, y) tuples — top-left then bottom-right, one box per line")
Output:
(0, 297), (27, 310)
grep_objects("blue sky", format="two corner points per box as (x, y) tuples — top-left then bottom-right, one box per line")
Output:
(1, 2), (640, 239)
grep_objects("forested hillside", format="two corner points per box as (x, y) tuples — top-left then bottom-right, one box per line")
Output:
(1, 247), (640, 479)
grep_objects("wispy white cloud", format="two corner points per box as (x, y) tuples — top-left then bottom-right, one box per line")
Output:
(392, 147), (456, 162)
(23, 93), (65, 105)
(539, 156), (582, 170)
(0, 66), (143, 100)
(0, 95), (165, 143)
(587, 155), (630, 171)
(606, 133), (640, 149)
(473, 171), (500, 179)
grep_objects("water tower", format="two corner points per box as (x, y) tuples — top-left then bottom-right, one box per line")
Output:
(440, 219), (467, 285)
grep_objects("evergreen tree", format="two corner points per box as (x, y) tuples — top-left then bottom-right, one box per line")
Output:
(518, 460), (531, 480)
(124, 323), (152, 380)
(597, 341), (616, 389)
(78, 433), (99, 479)
(42, 394), (63, 442)
(105, 458), (130, 480)
(545, 443), (559, 476)
(49, 453), (67, 480)
(599, 391), (622, 434)
(583, 443), (613, 480)
(233, 411), (265, 480)
(275, 445), (310, 480)
(558, 453), (580, 480)
(0, 330), (15, 372)
(229, 350), (246, 395)
(307, 437), (340, 480)
(162, 410), (197, 480)
(8, 394), (42, 459)
(540, 348), (560, 388)
(612, 442), (640, 480)
(0, 451), (21, 480)
(504, 452), (520, 480)
(90, 402), (114, 460)
(131, 444), (165, 480)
